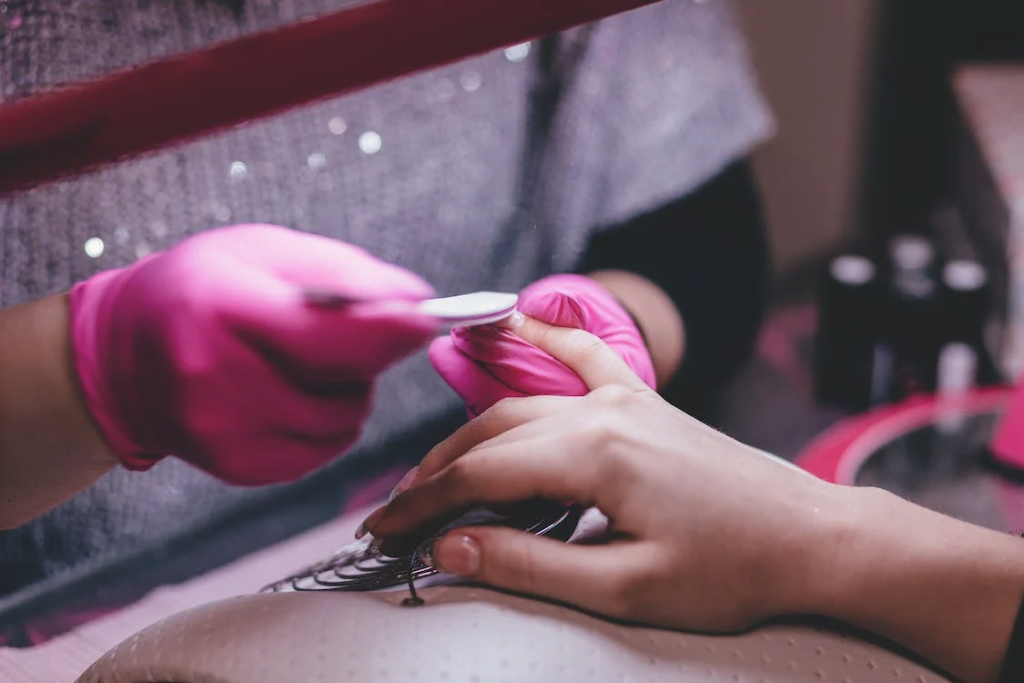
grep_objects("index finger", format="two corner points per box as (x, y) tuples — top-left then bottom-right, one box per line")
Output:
(368, 431), (600, 540)
(414, 394), (578, 483)
(502, 314), (651, 392)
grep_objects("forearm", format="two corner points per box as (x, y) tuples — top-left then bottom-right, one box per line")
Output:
(587, 270), (684, 388)
(0, 295), (116, 529)
(809, 486), (1024, 683)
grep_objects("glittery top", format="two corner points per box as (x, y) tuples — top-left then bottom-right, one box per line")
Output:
(0, 0), (773, 595)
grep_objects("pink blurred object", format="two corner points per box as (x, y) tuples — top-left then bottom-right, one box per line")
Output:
(69, 224), (437, 485)
(0, 0), (662, 197)
(429, 274), (655, 417)
(991, 382), (1024, 470)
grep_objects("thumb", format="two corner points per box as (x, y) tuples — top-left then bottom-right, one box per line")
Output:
(502, 314), (650, 392)
(430, 526), (646, 619)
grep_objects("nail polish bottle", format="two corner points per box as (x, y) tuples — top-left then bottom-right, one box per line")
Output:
(814, 254), (880, 411)
(883, 235), (942, 402)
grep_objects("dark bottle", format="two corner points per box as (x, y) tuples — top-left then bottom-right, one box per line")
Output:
(815, 254), (880, 411)
(937, 259), (996, 391)
(883, 235), (942, 402)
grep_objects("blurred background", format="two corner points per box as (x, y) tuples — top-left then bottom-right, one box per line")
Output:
(739, 1), (1022, 271)
(714, 1), (1024, 458)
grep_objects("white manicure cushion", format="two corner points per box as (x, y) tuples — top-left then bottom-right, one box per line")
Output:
(78, 585), (950, 683)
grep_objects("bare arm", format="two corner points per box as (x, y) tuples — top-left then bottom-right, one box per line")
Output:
(0, 295), (116, 529)
(819, 487), (1024, 683)
(587, 269), (685, 388)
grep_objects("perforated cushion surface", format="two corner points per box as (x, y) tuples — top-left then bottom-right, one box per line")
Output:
(79, 586), (950, 683)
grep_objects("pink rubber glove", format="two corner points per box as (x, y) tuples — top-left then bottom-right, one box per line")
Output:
(69, 224), (437, 485)
(429, 274), (656, 417)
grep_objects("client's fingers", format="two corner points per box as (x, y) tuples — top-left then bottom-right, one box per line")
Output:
(504, 315), (649, 392)
(431, 527), (653, 619)
(370, 436), (600, 538)
(415, 394), (576, 482)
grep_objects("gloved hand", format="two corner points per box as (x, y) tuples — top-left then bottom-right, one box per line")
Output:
(429, 274), (655, 417)
(69, 224), (437, 485)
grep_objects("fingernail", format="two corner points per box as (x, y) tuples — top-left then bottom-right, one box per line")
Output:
(500, 311), (525, 330)
(355, 505), (386, 539)
(435, 534), (481, 577)
(388, 467), (420, 502)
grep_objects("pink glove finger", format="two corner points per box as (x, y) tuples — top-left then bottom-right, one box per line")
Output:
(449, 326), (588, 397)
(519, 275), (656, 390)
(429, 274), (656, 419)
(429, 337), (529, 417)
(208, 263), (437, 378)
(127, 360), (365, 456)
(517, 286), (591, 328)
(248, 383), (372, 439)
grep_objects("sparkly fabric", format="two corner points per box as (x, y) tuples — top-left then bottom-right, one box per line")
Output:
(0, 0), (773, 596)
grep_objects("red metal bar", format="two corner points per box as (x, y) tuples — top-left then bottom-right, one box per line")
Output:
(0, 0), (662, 197)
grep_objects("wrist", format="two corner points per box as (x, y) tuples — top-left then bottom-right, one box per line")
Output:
(3, 294), (113, 457)
(804, 486), (1024, 683)
(794, 485), (898, 618)
(0, 295), (117, 527)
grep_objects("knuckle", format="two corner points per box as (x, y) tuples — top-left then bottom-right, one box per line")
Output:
(436, 457), (474, 495)
(576, 333), (607, 362)
(440, 447), (494, 490)
(432, 458), (475, 507)
(603, 566), (653, 619)
(576, 418), (619, 456)
(503, 535), (541, 593)
(576, 402), (629, 448)
(553, 326), (599, 354)
(590, 383), (636, 407)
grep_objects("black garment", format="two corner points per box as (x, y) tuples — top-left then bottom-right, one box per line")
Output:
(582, 160), (770, 416)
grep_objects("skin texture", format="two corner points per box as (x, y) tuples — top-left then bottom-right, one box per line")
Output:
(367, 315), (1024, 683)
(0, 294), (117, 529)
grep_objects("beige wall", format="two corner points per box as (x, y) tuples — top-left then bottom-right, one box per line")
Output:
(736, 0), (881, 273)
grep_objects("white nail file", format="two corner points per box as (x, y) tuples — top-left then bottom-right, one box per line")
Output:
(305, 290), (519, 328)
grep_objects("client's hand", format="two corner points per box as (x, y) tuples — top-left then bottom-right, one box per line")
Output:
(368, 316), (1024, 683)
(70, 224), (437, 485)
(372, 314), (837, 631)
(428, 274), (655, 417)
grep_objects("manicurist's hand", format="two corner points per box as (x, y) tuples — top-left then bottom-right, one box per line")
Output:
(428, 274), (656, 417)
(69, 224), (437, 485)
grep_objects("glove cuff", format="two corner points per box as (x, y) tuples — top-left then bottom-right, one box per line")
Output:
(69, 272), (165, 472)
